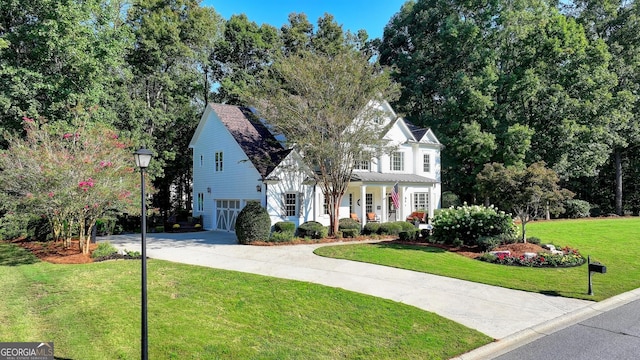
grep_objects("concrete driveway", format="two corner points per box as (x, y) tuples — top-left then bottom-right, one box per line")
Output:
(100, 230), (593, 342)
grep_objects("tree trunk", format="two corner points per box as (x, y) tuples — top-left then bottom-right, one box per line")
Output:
(521, 219), (527, 243)
(615, 149), (623, 216)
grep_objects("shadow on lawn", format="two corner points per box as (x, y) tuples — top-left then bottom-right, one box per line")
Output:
(0, 242), (40, 266)
(375, 242), (447, 253)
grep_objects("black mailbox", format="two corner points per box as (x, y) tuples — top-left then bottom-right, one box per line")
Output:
(589, 262), (607, 274)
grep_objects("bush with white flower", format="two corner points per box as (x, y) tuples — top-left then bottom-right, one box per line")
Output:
(432, 204), (516, 246)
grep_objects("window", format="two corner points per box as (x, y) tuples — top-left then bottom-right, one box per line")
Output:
(200, 155), (204, 167)
(413, 193), (429, 212)
(215, 151), (223, 172)
(354, 158), (370, 170)
(366, 193), (373, 213)
(197, 193), (204, 211)
(323, 194), (330, 215)
(423, 154), (430, 172)
(391, 152), (404, 171)
(285, 192), (297, 217)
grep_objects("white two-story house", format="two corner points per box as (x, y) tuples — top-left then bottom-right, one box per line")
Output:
(189, 101), (442, 232)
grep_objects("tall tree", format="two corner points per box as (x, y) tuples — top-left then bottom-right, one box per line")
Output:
(124, 0), (223, 216)
(0, 0), (131, 142)
(247, 50), (398, 235)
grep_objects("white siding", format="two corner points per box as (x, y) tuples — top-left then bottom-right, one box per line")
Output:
(191, 111), (264, 230)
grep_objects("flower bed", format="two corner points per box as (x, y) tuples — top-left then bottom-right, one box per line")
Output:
(478, 246), (585, 267)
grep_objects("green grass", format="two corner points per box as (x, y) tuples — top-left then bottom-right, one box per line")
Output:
(315, 218), (640, 301)
(0, 242), (491, 359)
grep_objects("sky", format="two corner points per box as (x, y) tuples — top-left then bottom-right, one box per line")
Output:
(201, 0), (408, 40)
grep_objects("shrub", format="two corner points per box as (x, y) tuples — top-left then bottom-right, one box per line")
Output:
(269, 231), (295, 243)
(92, 242), (118, 258)
(363, 222), (380, 235)
(269, 221), (296, 243)
(431, 204), (516, 246)
(379, 222), (402, 235)
(235, 201), (271, 244)
(338, 218), (361, 230)
(397, 221), (416, 231)
(273, 221), (295, 233)
(526, 236), (541, 245)
(341, 229), (359, 238)
(441, 191), (461, 208)
(296, 221), (328, 239)
(399, 229), (419, 241)
(477, 236), (501, 252)
(564, 199), (591, 218)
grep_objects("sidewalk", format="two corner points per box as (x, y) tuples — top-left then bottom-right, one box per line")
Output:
(100, 231), (594, 342)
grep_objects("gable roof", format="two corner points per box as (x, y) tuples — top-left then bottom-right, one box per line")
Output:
(191, 103), (291, 178)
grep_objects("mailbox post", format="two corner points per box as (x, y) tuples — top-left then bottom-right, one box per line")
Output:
(588, 255), (607, 296)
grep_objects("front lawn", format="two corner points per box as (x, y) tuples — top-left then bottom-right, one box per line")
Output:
(314, 218), (640, 301)
(0, 242), (491, 359)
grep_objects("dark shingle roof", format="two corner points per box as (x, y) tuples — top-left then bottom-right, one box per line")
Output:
(404, 121), (429, 141)
(211, 104), (291, 178)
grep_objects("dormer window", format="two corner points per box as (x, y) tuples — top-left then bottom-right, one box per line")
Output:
(354, 159), (370, 171)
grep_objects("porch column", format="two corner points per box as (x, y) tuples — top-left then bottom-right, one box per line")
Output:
(381, 185), (387, 223)
(360, 185), (366, 229)
(428, 185), (434, 220)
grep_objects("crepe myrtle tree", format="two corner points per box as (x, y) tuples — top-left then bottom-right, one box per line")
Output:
(247, 50), (398, 235)
(0, 114), (148, 254)
(477, 162), (574, 242)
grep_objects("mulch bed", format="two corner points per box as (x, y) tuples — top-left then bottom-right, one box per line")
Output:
(387, 239), (548, 260)
(11, 238), (97, 264)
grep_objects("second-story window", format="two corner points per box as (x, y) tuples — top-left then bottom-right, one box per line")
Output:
(354, 159), (370, 170)
(391, 152), (404, 171)
(215, 151), (223, 172)
(423, 154), (430, 172)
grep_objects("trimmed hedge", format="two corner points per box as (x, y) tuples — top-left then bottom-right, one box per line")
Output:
(273, 221), (295, 233)
(341, 229), (359, 238)
(363, 222), (380, 235)
(235, 201), (271, 244)
(379, 222), (402, 235)
(296, 221), (328, 239)
(270, 221), (296, 243)
(399, 229), (419, 241)
(338, 218), (361, 230)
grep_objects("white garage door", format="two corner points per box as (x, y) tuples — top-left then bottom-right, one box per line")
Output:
(216, 200), (241, 231)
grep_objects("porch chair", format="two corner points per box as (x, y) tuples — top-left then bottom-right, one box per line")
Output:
(366, 212), (380, 223)
(350, 213), (361, 223)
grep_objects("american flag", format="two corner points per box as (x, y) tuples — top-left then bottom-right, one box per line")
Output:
(391, 182), (400, 209)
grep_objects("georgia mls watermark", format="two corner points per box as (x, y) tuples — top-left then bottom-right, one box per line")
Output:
(0, 342), (53, 360)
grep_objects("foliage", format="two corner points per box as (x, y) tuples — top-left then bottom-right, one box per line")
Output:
(441, 191), (461, 208)
(247, 48), (398, 236)
(338, 218), (361, 230)
(341, 229), (360, 238)
(479, 249), (585, 268)
(363, 222), (381, 235)
(235, 201), (271, 244)
(526, 237), (541, 245)
(431, 204), (516, 246)
(378, 222), (402, 235)
(269, 221), (296, 243)
(477, 236), (501, 252)
(477, 162), (573, 241)
(398, 221), (417, 231)
(273, 221), (296, 233)
(399, 229), (419, 241)
(564, 199), (592, 219)
(0, 116), (144, 254)
(91, 242), (118, 258)
(296, 221), (328, 239)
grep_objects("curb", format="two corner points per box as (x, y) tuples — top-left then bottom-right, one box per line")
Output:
(451, 287), (640, 360)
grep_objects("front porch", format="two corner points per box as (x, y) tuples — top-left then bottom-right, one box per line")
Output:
(344, 173), (439, 228)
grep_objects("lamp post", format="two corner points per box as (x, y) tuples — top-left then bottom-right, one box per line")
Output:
(134, 147), (152, 360)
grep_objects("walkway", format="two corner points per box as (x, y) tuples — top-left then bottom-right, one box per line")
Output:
(100, 231), (592, 341)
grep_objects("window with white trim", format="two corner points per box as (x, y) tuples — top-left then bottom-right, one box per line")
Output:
(215, 151), (223, 172)
(284, 192), (297, 217)
(323, 194), (330, 215)
(366, 193), (373, 213)
(413, 193), (429, 212)
(354, 158), (370, 170)
(423, 154), (430, 172)
(391, 152), (404, 171)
